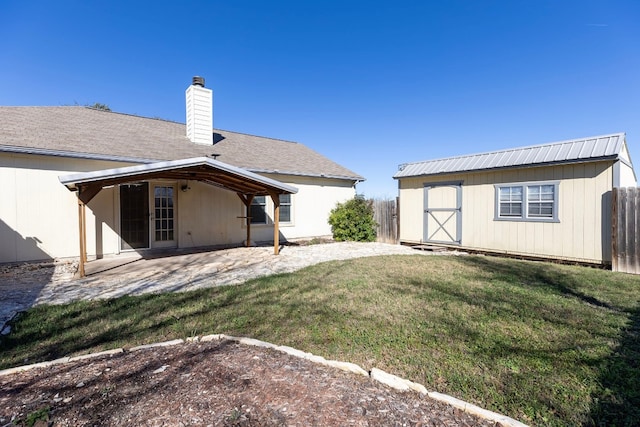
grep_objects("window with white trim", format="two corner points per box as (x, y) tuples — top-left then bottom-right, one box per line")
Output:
(247, 194), (294, 225)
(249, 196), (267, 224)
(279, 194), (291, 223)
(495, 182), (558, 222)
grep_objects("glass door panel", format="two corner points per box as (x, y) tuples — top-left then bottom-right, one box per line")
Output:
(120, 183), (149, 250)
(152, 185), (176, 248)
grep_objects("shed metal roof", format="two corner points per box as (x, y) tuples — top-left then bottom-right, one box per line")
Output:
(394, 133), (627, 179)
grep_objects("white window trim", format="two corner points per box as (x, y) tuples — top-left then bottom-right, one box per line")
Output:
(249, 195), (268, 225)
(245, 194), (295, 227)
(278, 194), (293, 225)
(494, 181), (559, 223)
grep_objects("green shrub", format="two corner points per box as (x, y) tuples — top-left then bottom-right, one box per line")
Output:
(328, 195), (377, 242)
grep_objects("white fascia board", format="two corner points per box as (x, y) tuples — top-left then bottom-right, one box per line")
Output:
(247, 167), (365, 182)
(0, 144), (158, 164)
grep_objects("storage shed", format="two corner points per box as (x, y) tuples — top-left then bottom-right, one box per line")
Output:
(393, 133), (636, 265)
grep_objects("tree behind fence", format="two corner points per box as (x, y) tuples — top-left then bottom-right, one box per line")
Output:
(371, 198), (398, 244)
(612, 187), (640, 274)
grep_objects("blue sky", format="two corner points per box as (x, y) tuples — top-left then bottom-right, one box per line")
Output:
(1, 1), (639, 197)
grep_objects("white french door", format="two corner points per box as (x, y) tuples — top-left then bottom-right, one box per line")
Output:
(150, 184), (177, 248)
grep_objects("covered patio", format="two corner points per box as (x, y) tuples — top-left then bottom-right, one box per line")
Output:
(59, 157), (298, 277)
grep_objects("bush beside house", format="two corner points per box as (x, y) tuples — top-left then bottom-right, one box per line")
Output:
(328, 195), (377, 242)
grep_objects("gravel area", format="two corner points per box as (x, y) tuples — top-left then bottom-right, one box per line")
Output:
(1, 242), (461, 331)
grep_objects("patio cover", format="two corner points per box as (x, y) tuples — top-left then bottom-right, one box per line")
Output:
(59, 157), (298, 277)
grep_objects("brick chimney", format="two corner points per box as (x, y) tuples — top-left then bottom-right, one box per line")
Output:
(185, 76), (213, 144)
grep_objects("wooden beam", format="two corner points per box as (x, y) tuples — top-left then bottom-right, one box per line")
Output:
(78, 183), (103, 204)
(236, 193), (250, 206)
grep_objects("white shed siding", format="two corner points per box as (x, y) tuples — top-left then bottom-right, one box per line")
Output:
(398, 161), (614, 263)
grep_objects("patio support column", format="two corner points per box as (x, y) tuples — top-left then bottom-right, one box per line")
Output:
(74, 183), (102, 279)
(237, 193), (254, 247)
(77, 191), (87, 278)
(268, 191), (281, 255)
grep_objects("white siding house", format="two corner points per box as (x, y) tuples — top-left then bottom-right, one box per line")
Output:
(394, 133), (636, 265)
(0, 78), (363, 264)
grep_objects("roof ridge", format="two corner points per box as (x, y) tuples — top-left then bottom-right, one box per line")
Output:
(0, 105), (187, 126)
(214, 128), (299, 145)
(81, 106), (185, 125)
(402, 132), (626, 167)
(0, 105), (301, 145)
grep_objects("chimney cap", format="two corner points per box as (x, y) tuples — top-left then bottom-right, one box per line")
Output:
(192, 76), (205, 87)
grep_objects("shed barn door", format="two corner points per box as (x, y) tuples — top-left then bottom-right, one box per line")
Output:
(423, 182), (462, 245)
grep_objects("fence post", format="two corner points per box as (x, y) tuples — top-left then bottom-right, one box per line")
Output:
(612, 188), (619, 272)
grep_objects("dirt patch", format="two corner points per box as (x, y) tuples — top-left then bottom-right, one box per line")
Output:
(1, 340), (500, 426)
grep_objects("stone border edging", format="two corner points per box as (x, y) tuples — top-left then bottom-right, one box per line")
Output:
(0, 335), (528, 427)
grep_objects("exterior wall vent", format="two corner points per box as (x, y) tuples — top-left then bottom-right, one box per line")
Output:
(186, 76), (213, 144)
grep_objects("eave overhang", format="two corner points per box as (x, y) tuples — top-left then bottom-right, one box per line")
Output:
(59, 157), (298, 203)
(393, 155), (620, 180)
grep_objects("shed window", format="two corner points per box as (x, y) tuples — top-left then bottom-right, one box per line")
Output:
(499, 186), (523, 217)
(527, 185), (555, 218)
(495, 182), (558, 222)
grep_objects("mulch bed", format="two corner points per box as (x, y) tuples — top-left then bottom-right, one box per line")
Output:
(1, 339), (501, 426)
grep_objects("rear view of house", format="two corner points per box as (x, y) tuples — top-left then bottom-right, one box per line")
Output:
(394, 133), (636, 265)
(0, 77), (363, 267)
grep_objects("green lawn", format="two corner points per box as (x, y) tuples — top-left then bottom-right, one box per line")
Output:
(2, 254), (639, 426)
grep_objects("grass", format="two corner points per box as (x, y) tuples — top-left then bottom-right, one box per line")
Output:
(1, 254), (639, 426)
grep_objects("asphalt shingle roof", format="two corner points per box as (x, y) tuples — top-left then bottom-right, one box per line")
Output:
(394, 132), (627, 179)
(0, 106), (363, 181)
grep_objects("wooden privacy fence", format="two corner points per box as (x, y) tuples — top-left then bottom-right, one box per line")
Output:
(371, 198), (398, 244)
(612, 187), (640, 274)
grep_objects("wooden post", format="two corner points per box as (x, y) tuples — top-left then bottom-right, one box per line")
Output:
(268, 191), (281, 255)
(246, 195), (253, 247)
(612, 188), (619, 272)
(74, 183), (103, 279)
(77, 195), (87, 278)
(396, 196), (400, 244)
(237, 193), (254, 247)
(273, 196), (280, 255)
(631, 188), (640, 274)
